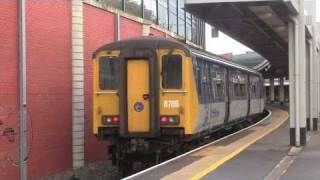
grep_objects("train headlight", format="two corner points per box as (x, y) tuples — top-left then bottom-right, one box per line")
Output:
(160, 116), (179, 125)
(102, 115), (120, 125)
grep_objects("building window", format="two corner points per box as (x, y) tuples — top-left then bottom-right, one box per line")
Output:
(125, 0), (142, 17)
(186, 12), (192, 41)
(99, 57), (120, 90)
(105, 0), (123, 10)
(177, 0), (185, 37)
(158, 0), (169, 29)
(103, 0), (205, 47)
(191, 16), (198, 43)
(143, 0), (157, 22)
(162, 55), (182, 89)
(168, 0), (178, 33)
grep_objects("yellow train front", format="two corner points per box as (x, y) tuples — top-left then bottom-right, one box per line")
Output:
(93, 37), (199, 139)
(92, 36), (265, 172)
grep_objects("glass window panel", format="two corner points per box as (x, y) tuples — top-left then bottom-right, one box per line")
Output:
(162, 55), (182, 89)
(250, 76), (261, 98)
(192, 16), (198, 43)
(105, 0), (123, 10)
(144, 0), (157, 22)
(125, 0), (142, 17)
(193, 57), (202, 96)
(169, 0), (178, 33)
(158, 0), (168, 29)
(178, 17), (185, 37)
(232, 72), (247, 97)
(212, 67), (225, 98)
(99, 57), (120, 90)
(177, 0), (184, 19)
(186, 12), (192, 41)
(178, 0), (185, 37)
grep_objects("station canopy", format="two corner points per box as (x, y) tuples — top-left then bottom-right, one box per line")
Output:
(185, 0), (301, 78)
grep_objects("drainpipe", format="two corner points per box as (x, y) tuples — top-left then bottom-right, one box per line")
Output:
(115, 13), (120, 41)
(19, 0), (28, 179)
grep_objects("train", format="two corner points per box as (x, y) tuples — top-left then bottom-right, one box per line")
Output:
(92, 36), (265, 172)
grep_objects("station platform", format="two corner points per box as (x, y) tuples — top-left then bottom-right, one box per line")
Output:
(124, 106), (320, 180)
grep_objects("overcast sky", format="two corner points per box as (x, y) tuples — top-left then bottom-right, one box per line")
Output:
(206, 1), (320, 55)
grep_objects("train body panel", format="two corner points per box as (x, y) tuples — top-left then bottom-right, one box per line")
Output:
(250, 98), (263, 115)
(194, 102), (226, 134)
(228, 100), (249, 122)
(158, 49), (199, 135)
(93, 50), (120, 135)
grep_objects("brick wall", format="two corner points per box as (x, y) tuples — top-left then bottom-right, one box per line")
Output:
(120, 17), (143, 40)
(0, 1), (19, 179)
(0, 1), (175, 179)
(150, 27), (166, 37)
(0, 0), (72, 179)
(83, 4), (115, 164)
(26, 0), (72, 179)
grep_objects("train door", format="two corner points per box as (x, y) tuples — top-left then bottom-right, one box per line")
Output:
(247, 74), (251, 117)
(127, 60), (150, 133)
(224, 69), (230, 123)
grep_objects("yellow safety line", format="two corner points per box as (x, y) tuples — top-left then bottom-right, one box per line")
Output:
(191, 115), (288, 180)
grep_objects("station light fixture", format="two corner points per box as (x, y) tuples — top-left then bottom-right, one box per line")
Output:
(274, 25), (286, 32)
(257, 12), (273, 20)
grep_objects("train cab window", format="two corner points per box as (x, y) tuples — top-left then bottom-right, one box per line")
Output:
(99, 57), (119, 90)
(162, 55), (182, 89)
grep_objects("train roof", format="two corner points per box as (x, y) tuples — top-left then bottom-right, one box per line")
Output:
(190, 48), (261, 76)
(93, 36), (191, 57)
(93, 36), (261, 76)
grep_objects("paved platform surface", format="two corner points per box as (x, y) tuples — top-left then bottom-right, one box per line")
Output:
(125, 106), (289, 180)
(200, 107), (320, 180)
(202, 110), (290, 180)
(281, 132), (320, 180)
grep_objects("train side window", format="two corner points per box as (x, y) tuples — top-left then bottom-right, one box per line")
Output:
(99, 57), (119, 90)
(232, 72), (246, 97)
(202, 62), (211, 103)
(211, 65), (225, 100)
(162, 55), (182, 89)
(252, 84), (256, 97)
(250, 76), (261, 98)
(239, 82), (246, 96)
(192, 57), (202, 95)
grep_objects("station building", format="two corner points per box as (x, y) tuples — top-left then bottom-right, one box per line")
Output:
(0, 0), (206, 179)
